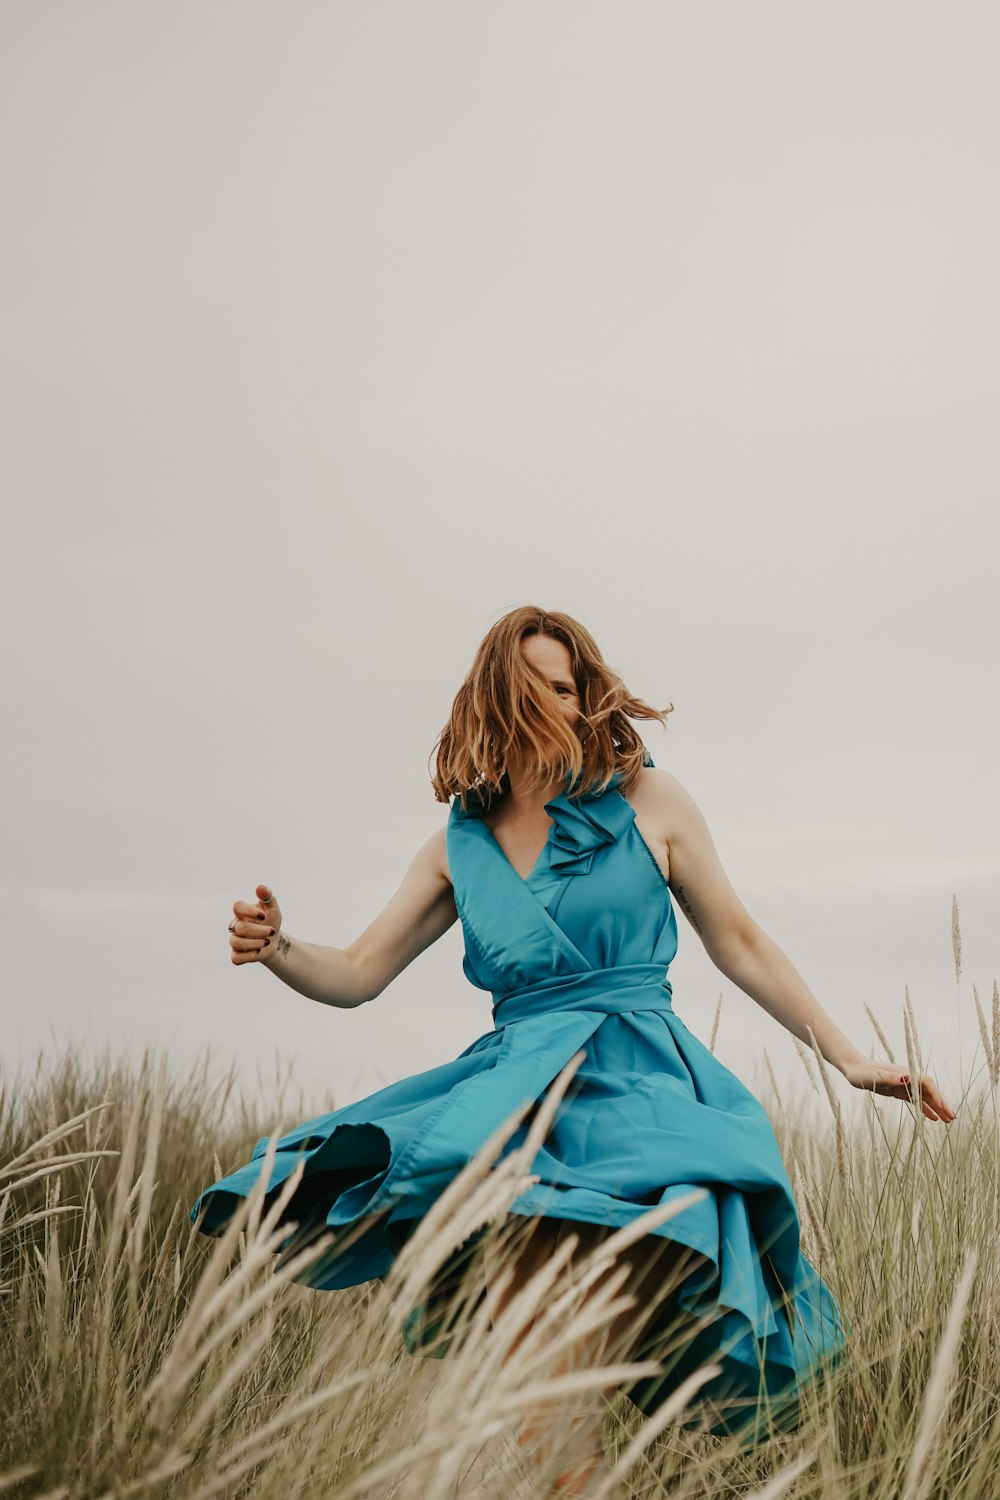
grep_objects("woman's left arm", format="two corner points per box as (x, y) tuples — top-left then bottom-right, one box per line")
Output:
(713, 925), (954, 1120)
(632, 769), (956, 1123)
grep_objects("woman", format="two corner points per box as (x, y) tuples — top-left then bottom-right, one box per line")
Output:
(191, 605), (954, 1493)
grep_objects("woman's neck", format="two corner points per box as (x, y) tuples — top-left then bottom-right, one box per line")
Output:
(503, 760), (566, 813)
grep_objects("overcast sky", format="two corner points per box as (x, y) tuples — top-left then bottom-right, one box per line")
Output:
(3, 2), (998, 1132)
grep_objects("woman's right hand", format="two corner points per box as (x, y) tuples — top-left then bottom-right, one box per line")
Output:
(229, 883), (284, 965)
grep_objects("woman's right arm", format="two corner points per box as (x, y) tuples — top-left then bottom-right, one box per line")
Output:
(231, 828), (457, 1008)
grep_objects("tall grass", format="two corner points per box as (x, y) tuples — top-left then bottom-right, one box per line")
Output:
(2, 899), (997, 1498)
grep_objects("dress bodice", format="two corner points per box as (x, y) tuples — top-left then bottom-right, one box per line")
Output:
(446, 771), (679, 1018)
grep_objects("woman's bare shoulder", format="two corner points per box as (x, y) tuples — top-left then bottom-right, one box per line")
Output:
(625, 766), (705, 843)
(627, 765), (689, 811)
(414, 821), (452, 886)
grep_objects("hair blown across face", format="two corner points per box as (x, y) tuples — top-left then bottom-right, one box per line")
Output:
(431, 606), (674, 808)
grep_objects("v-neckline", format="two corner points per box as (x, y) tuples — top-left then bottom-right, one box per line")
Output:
(480, 801), (559, 884)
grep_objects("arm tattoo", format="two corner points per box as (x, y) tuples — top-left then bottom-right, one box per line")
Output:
(276, 932), (292, 961)
(674, 884), (703, 935)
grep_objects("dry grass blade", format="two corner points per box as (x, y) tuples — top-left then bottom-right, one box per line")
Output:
(0, 1200), (82, 1238)
(174, 1437), (319, 1500)
(514, 1266), (640, 1371)
(490, 1362), (668, 1414)
(468, 1224), (589, 1378)
(900, 1247), (978, 1500)
(0, 1101), (114, 1176)
(0, 1152), (119, 1198)
(171, 1226), (337, 1385)
(746, 1444), (820, 1498)
(903, 985), (924, 1090)
(0, 1466), (40, 1491)
(864, 1002), (896, 1064)
(952, 894), (962, 985)
(128, 1052), (167, 1277)
(385, 1051), (587, 1314)
(209, 1371), (370, 1471)
(88, 1451), (195, 1500)
(144, 1217), (334, 1434)
(172, 1313), (276, 1453)
(569, 1190), (709, 1272)
(792, 1039), (821, 1096)
(42, 1184), (64, 1401)
(425, 1222), (631, 1439)
(517, 1051), (591, 1162)
(709, 992), (723, 1053)
(101, 1070), (144, 1280)
(321, 1420), (509, 1500)
(800, 1183), (834, 1263)
(140, 1135), (302, 1420)
(325, 1364), (665, 1500)
(807, 1027), (848, 1188)
(973, 981), (994, 1082)
(388, 1092), (540, 1269)
(592, 1364), (724, 1498)
(762, 1048), (785, 1124)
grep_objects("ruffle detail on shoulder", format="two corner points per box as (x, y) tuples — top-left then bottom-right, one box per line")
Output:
(547, 782), (637, 876)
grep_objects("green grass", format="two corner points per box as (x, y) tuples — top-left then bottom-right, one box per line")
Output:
(2, 929), (996, 1498)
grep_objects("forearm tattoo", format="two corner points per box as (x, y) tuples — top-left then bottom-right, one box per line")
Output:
(275, 932), (292, 961)
(674, 884), (703, 935)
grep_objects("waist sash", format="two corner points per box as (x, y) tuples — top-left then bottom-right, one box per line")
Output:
(492, 963), (674, 1028)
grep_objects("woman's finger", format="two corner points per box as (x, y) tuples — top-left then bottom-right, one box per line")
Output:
(227, 918), (271, 942)
(230, 916), (276, 937)
(231, 947), (267, 964)
(870, 1073), (955, 1123)
(233, 899), (267, 920)
(231, 939), (269, 957)
(920, 1085), (955, 1122)
(903, 1077), (954, 1123)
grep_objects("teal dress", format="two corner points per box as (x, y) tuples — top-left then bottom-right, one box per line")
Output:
(190, 771), (849, 1443)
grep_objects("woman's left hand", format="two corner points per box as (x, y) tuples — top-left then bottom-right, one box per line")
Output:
(841, 1058), (956, 1122)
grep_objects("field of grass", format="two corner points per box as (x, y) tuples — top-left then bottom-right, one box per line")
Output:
(3, 903), (997, 1499)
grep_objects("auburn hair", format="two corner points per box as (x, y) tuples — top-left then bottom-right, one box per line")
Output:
(431, 606), (674, 809)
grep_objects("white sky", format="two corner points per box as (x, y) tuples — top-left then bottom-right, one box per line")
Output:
(3, 2), (998, 1129)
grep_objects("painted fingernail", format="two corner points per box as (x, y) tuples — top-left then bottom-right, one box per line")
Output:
(268, 928), (275, 936)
